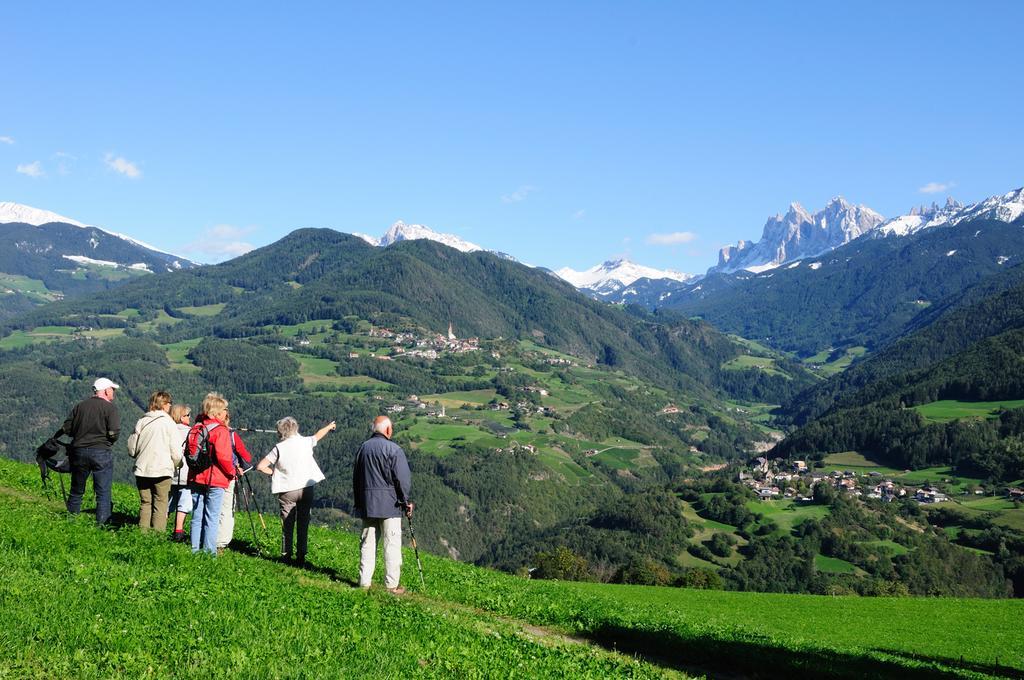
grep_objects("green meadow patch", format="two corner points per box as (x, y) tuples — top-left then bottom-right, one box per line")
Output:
(803, 346), (868, 377)
(0, 325), (76, 350)
(178, 302), (227, 316)
(721, 354), (789, 378)
(814, 554), (861, 575)
(746, 498), (832, 535)
(0, 273), (59, 301)
(914, 399), (1024, 423)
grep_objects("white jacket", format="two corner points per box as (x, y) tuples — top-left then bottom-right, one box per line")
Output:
(173, 423), (190, 485)
(132, 410), (182, 479)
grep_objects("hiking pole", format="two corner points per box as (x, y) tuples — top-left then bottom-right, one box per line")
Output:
(236, 466), (264, 555)
(236, 427), (277, 434)
(240, 469), (272, 544)
(406, 512), (426, 589)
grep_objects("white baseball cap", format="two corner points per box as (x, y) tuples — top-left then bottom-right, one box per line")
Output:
(93, 377), (120, 392)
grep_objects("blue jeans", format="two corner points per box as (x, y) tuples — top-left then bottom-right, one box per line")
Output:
(67, 448), (114, 525)
(190, 485), (226, 555)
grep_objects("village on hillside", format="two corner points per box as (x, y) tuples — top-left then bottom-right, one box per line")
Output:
(739, 455), (1023, 505)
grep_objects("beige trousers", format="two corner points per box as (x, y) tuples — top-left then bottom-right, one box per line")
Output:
(137, 475), (172, 533)
(359, 517), (403, 589)
(216, 479), (236, 549)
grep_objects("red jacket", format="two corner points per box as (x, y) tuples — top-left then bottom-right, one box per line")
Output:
(230, 430), (252, 465)
(187, 416), (235, 489)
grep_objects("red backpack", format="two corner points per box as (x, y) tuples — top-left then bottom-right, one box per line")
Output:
(183, 421), (221, 473)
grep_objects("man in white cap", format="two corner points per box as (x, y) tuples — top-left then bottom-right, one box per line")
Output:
(54, 377), (121, 525)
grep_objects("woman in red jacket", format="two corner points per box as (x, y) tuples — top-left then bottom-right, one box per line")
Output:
(187, 392), (236, 556)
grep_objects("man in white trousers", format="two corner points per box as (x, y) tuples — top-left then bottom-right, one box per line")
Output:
(352, 415), (413, 593)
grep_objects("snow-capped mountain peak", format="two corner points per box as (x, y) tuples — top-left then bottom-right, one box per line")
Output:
(0, 201), (194, 271)
(872, 187), (1024, 239)
(352, 221), (484, 253)
(379, 220), (482, 252)
(555, 258), (696, 296)
(0, 201), (88, 228)
(711, 197), (885, 275)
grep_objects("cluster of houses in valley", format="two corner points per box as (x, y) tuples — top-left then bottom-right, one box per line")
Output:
(738, 457), (974, 505)
(385, 394), (446, 417)
(493, 441), (538, 455)
(369, 322), (481, 359)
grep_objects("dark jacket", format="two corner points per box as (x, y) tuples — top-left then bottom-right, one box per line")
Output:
(352, 433), (411, 519)
(58, 396), (120, 450)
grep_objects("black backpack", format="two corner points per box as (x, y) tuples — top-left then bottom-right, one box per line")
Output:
(184, 421), (221, 473)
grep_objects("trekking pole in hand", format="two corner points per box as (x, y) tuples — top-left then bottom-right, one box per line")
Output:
(241, 467), (271, 543)
(405, 505), (426, 589)
(236, 466), (263, 555)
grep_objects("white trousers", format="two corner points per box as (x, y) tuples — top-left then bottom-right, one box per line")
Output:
(359, 517), (403, 588)
(216, 480), (236, 549)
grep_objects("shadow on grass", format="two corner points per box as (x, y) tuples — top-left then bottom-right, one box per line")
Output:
(585, 624), (1022, 680)
(229, 537), (359, 588)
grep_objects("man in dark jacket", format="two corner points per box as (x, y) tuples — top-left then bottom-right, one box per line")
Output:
(55, 377), (121, 525)
(353, 415), (412, 592)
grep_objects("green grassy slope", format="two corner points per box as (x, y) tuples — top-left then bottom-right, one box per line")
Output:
(2, 459), (1021, 679)
(0, 460), (671, 680)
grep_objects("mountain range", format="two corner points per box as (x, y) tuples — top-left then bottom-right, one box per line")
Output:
(0, 187), (1022, 600)
(0, 202), (197, 319)
(712, 197), (885, 275)
(554, 259), (696, 298)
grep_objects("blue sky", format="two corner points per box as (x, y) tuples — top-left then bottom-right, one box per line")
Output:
(2, 2), (1022, 272)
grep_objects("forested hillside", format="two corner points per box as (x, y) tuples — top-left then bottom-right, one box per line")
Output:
(0, 220), (195, 321)
(771, 262), (1024, 484)
(657, 217), (1024, 355)
(785, 265), (1024, 425)
(3, 228), (814, 398)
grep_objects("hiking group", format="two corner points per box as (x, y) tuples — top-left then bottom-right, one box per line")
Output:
(44, 377), (415, 593)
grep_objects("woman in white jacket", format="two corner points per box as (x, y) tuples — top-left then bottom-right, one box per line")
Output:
(256, 416), (335, 564)
(129, 391), (182, 533)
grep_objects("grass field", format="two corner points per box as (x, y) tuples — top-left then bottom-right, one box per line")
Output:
(178, 302), (227, 316)
(66, 261), (145, 282)
(421, 389), (498, 408)
(1, 458), (1022, 679)
(803, 346), (868, 377)
(162, 338), (203, 372)
(135, 309), (181, 331)
(815, 553), (861, 575)
(721, 354), (789, 378)
(0, 325), (76, 349)
(746, 498), (832, 535)
(865, 539), (911, 556)
(0, 460), (665, 679)
(0, 273), (58, 302)
(914, 399), (1024, 423)
(822, 451), (904, 475)
(294, 354), (346, 387)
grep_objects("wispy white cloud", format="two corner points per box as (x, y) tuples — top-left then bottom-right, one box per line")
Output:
(16, 161), (44, 177)
(180, 224), (258, 263)
(53, 151), (77, 175)
(572, 209), (586, 220)
(501, 185), (537, 203)
(104, 152), (142, 178)
(919, 181), (955, 194)
(645, 231), (698, 246)
(0, 136), (14, 145)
